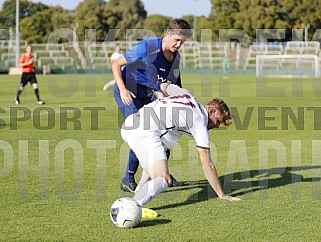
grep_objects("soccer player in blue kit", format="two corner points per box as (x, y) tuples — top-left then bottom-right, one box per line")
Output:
(112, 19), (192, 192)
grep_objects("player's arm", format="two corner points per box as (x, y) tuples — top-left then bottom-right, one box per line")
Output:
(198, 147), (240, 201)
(112, 55), (136, 105)
(112, 40), (150, 104)
(18, 57), (25, 67)
(159, 83), (190, 96)
(19, 55), (32, 67)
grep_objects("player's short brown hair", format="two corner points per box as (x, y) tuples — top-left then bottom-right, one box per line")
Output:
(206, 98), (232, 126)
(167, 18), (192, 38)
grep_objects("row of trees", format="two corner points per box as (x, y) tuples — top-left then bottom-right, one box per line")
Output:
(0, 0), (149, 42)
(1, 0), (321, 43)
(210, 0), (321, 40)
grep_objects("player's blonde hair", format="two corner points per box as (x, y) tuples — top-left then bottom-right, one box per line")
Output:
(167, 18), (192, 38)
(206, 98), (232, 126)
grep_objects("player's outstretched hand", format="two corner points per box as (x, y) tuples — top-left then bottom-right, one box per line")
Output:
(220, 194), (241, 201)
(121, 89), (136, 105)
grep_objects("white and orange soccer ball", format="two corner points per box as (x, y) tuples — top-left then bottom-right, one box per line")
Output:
(110, 197), (142, 228)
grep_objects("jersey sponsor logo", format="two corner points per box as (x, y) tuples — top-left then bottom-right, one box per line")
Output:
(159, 68), (166, 72)
(149, 49), (160, 55)
(158, 75), (167, 83)
(173, 68), (180, 78)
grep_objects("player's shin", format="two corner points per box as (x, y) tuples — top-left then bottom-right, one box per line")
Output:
(135, 170), (151, 192)
(133, 176), (168, 206)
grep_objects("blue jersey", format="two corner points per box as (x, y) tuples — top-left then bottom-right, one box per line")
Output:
(122, 37), (182, 98)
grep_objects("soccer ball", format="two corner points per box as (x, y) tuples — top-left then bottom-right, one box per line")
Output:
(110, 197), (142, 228)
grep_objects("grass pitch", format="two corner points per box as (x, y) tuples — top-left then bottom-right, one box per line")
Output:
(0, 73), (321, 241)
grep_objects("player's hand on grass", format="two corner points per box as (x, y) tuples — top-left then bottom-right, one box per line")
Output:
(220, 194), (241, 201)
(120, 89), (136, 105)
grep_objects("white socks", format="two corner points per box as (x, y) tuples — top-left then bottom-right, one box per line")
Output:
(133, 176), (168, 206)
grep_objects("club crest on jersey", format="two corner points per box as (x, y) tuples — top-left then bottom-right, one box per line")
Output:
(173, 69), (180, 78)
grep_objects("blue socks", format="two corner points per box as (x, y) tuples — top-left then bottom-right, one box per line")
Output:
(123, 149), (140, 183)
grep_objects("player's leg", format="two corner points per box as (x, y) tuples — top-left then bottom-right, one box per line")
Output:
(15, 73), (27, 104)
(15, 85), (24, 104)
(135, 149), (178, 192)
(135, 169), (151, 192)
(121, 150), (140, 192)
(114, 84), (142, 192)
(122, 128), (171, 206)
(32, 82), (40, 101)
(122, 135), (175, 192)
(133, 159), (170, 206)
(31, 74), (45, 104)
(131, 139), (171, 206)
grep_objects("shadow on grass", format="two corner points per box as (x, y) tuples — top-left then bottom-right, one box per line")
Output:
(153, 165), (321, 210)
(137, 219), (171, 228)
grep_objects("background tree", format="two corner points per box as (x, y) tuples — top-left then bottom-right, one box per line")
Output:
(281, 0), (321, 40)
(223, 0), (321, 41)
(210, 0), (239, 29)
(74, 0), (108, 41)
(20, 7), (73, 43)
(104, 0), (147, 40)
(143, 14), (173, 37)
(2, 0), (321, 43)
(198, 17), (217, 41)
(0, 0), (48, 29)
(181, 15), (213, 41)
(232, 0), (289, 41)
(209, 0), (240, 42)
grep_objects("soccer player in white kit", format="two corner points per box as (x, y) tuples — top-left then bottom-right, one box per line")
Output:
(121, 84), (240, 208)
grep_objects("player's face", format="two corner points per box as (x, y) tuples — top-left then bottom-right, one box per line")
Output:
(168, 33), (186, 52)
(26, 46), (32, 54)
(210, 110), (224, 129)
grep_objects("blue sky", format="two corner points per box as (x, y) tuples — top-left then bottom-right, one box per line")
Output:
(0, 0), (212, 18)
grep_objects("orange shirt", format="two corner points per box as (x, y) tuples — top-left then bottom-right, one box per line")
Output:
(19, 53), (34, 73)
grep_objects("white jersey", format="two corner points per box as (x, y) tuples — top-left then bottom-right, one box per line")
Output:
(122, 92), (210, 150)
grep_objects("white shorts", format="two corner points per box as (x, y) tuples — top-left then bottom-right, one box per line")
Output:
(121, 128), (167, 170)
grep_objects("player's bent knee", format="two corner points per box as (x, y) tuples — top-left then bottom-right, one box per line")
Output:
(145, 159), (169, 178)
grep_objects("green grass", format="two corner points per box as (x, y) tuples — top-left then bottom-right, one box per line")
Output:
(1, 73), (321, 241)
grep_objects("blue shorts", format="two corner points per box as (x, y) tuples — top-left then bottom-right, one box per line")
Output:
(113, 83), (153, 119)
